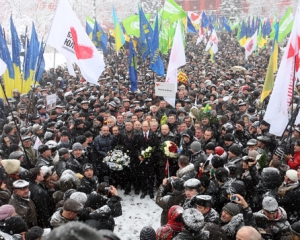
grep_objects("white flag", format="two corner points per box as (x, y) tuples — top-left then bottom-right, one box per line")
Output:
(264, 2), (300, 136)
(33, 137), (43, 150)
(65, 57), (76, 77)
(196, 27), (204, 45)
(165, 21), (186, 108)
(205, 29), (218, 53)
(47, 0), (105, 85)
(243, 30), (258, 59)
(0, 58), (6, 76)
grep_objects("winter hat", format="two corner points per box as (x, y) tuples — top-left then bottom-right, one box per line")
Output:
(85, 192), (106, 210)
(230, 180), (246, 197)
(211, 156), (224, 169)
(247, 139), (258, 146)
(83, 163), (94, 172)
(74, 119), (84, 127)
(286, 169), (298, 182)
(72, 142), (83, 151)
(58, 148), (69, 156)
(0, 205), (15, 220)
(228, 144), (242, 156)
(70, 192), (87, 205)
(4, 215), (28, 235)
(98, 230), (120, 240)
(140, 226), (156, 240)
(205, 142), (215, 151)
(224, 133), (235, 141)
(290, 221), (300, 237)
(222, 203), (240, 216)
(53, 190), (64, 204)
(89, 205), (111, 220)
(63, 199), (83, 212)
(190, 141), (202, 152)
(1, 159), (20, 174)
(184, 178), (201, 192)
(262, 197), (278, 213)
(43, 222), (104, 240)
(38, 144), (50, 154)
(25, 226), (51, 240)
(63, 189), (77, 200)
(3, 125), (13, 134)
(215, 167), (229, 183)
(182, 208), (204, 233)
(0, 191), (10, 205)
(12, 180), (29, 189)
(194, 195), (212, 207)
(171, 178), (185, 191)
(248, 150), (259, 159)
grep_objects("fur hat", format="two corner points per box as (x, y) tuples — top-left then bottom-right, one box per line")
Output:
(286, 169), (298, 182)
(1, 159), (20, 174)
(182, 208), (204, 232)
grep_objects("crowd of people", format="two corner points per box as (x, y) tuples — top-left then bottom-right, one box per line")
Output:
(0, 30), (299, 240)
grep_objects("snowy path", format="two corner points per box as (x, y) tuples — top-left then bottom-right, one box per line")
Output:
(114, 190), (161, 240)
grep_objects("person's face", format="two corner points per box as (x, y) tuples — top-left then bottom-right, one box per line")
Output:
(125, 122), (133, 131)
(43, 149), (52, 158)
(23, 140), (31, 148)
(161, 125), (169, 135)
(202, 118), (209, 125)
(84, 168), (93, 178)
(142, 122), (149, 132)
(181, 124), (187, 132)
(239, 105), (246, 112)
(131, 116), (138, 122)
(73, 149), (82, 158)
(151, 106), (158, 113)
(159, 101), (166, 108)
(168, 116), (176, 124)
(221, 210), (233, 223)
(204, 131), (212, 141)
(106, 119), (115, 127)
(248, 145), (257, 151)
(134, 121), (141, 130)
(183, 136), (190, 143)
(196, 205), (210, 215)
(56, 108), (63, 114)
(175, 103), (182, 110)
(150, 123), (158, 132)
(263, 209), (278, 220)
(195, 130), (203, 139)
(206, 149), (214, 155)
(112, 127), (119, 136)
(15, 186), (29, 198)
(185, 188), (198, 199)
(184, 118), (191, 127)
(101, 126), (110, 136)
(224, 140), (233, 147)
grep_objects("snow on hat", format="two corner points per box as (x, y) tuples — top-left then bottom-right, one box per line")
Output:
(70, 192), (87, 205)
(2, 160), (20, 174)
(63, 199), (83, 212)
(63, 189), (77, 200)
(182, 208), (204, 232)
(190, 141), (201, 152)
(171, 178), (185, 191)
(25, 226), (51, 240)
(72, 142), (83, 151)
(0, 205), (15, 220)
(262, 197), (278, 213)
(43, 221), (104, 240)
(4, 215), (28, 235)
(184, 178), (201, 192)
(291, 221), (300, 237)
(248, 150), (259, 159)
(286, 169), (298, 182)
(222, 202), (240, 216)
(38, 144), (50, 154)
(140, 226), (156, 240)
(247, 139), (258, 146)
(13, 180), (29, 189)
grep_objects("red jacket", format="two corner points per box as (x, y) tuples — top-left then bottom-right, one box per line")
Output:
(289, 151), (300, 170)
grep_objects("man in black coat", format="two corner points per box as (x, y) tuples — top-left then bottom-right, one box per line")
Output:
(138, 121), (160, 199)
(29, 167), (53, 228)
(78, 163), (98, 194)
(119, 121), (144, 194)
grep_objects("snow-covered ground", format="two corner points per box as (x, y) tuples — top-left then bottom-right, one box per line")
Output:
(114, 189), (161, 240)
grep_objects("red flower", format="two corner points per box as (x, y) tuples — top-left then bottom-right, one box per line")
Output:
(169, 142), (178, 153)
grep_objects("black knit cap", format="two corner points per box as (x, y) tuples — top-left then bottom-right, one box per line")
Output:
(4, 215), (28, 235)
(140, 226), (156, 240)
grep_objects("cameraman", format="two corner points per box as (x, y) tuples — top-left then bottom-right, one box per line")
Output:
(155, 178), (185, 226)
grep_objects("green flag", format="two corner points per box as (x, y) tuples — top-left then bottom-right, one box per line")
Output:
(123, 13), (151, 37)
(162, 0), (186, 23)
(159, 19), (170, 54)
(86, 16), (95, 29)
(269, 7), (293, 43)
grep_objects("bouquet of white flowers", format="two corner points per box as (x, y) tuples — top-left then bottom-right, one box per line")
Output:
(103, 149), (130, 171)
(141, 146), (155, 159)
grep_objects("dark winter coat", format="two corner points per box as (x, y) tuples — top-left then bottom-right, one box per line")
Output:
(176, 164), (196, 181)
(254, 207), (291, 240)
(94, 133), (116, 159)
(158, 131), (176, 143)
(55, 157), (68, 177)
(50, 209), (78, 228)
(241, 165), (260, 206)
(29, 181), (53, 228)
(233, 130), (251, 148)
(156, 184), (185, 226)
(222, 206), (256, 240)
(203, 208), (219, 224)
(78, 176), (98, 194)
(9, 193), (37, 228)
(190, 150), (207, 172)
(173, 229), (209, 240)
(35, 155), (53, 168)
(67, 153), (87, 174)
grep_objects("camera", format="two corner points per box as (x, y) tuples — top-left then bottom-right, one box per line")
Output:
(104, 187), (110, 194)
(230, 195), (239, 201)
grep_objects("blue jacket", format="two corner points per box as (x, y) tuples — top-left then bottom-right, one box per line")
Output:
(94, 133), (116, 158)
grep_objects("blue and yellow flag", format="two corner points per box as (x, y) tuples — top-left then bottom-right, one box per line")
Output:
(138, 6), (152, 59)
(86, 16), (94, 39)
(150, 12), (164, 76)
(92, 20), (108, 54)
(10, 16), (22, 93)
(0, 24), (15, 98)
(260, 23), (279, 103)
(128, 39), (138, 92)
(23, 23), (39, 94)
(112, 6), (125, 52)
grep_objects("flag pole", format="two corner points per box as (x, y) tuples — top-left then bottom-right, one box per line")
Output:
(0, 77), (30, 164)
